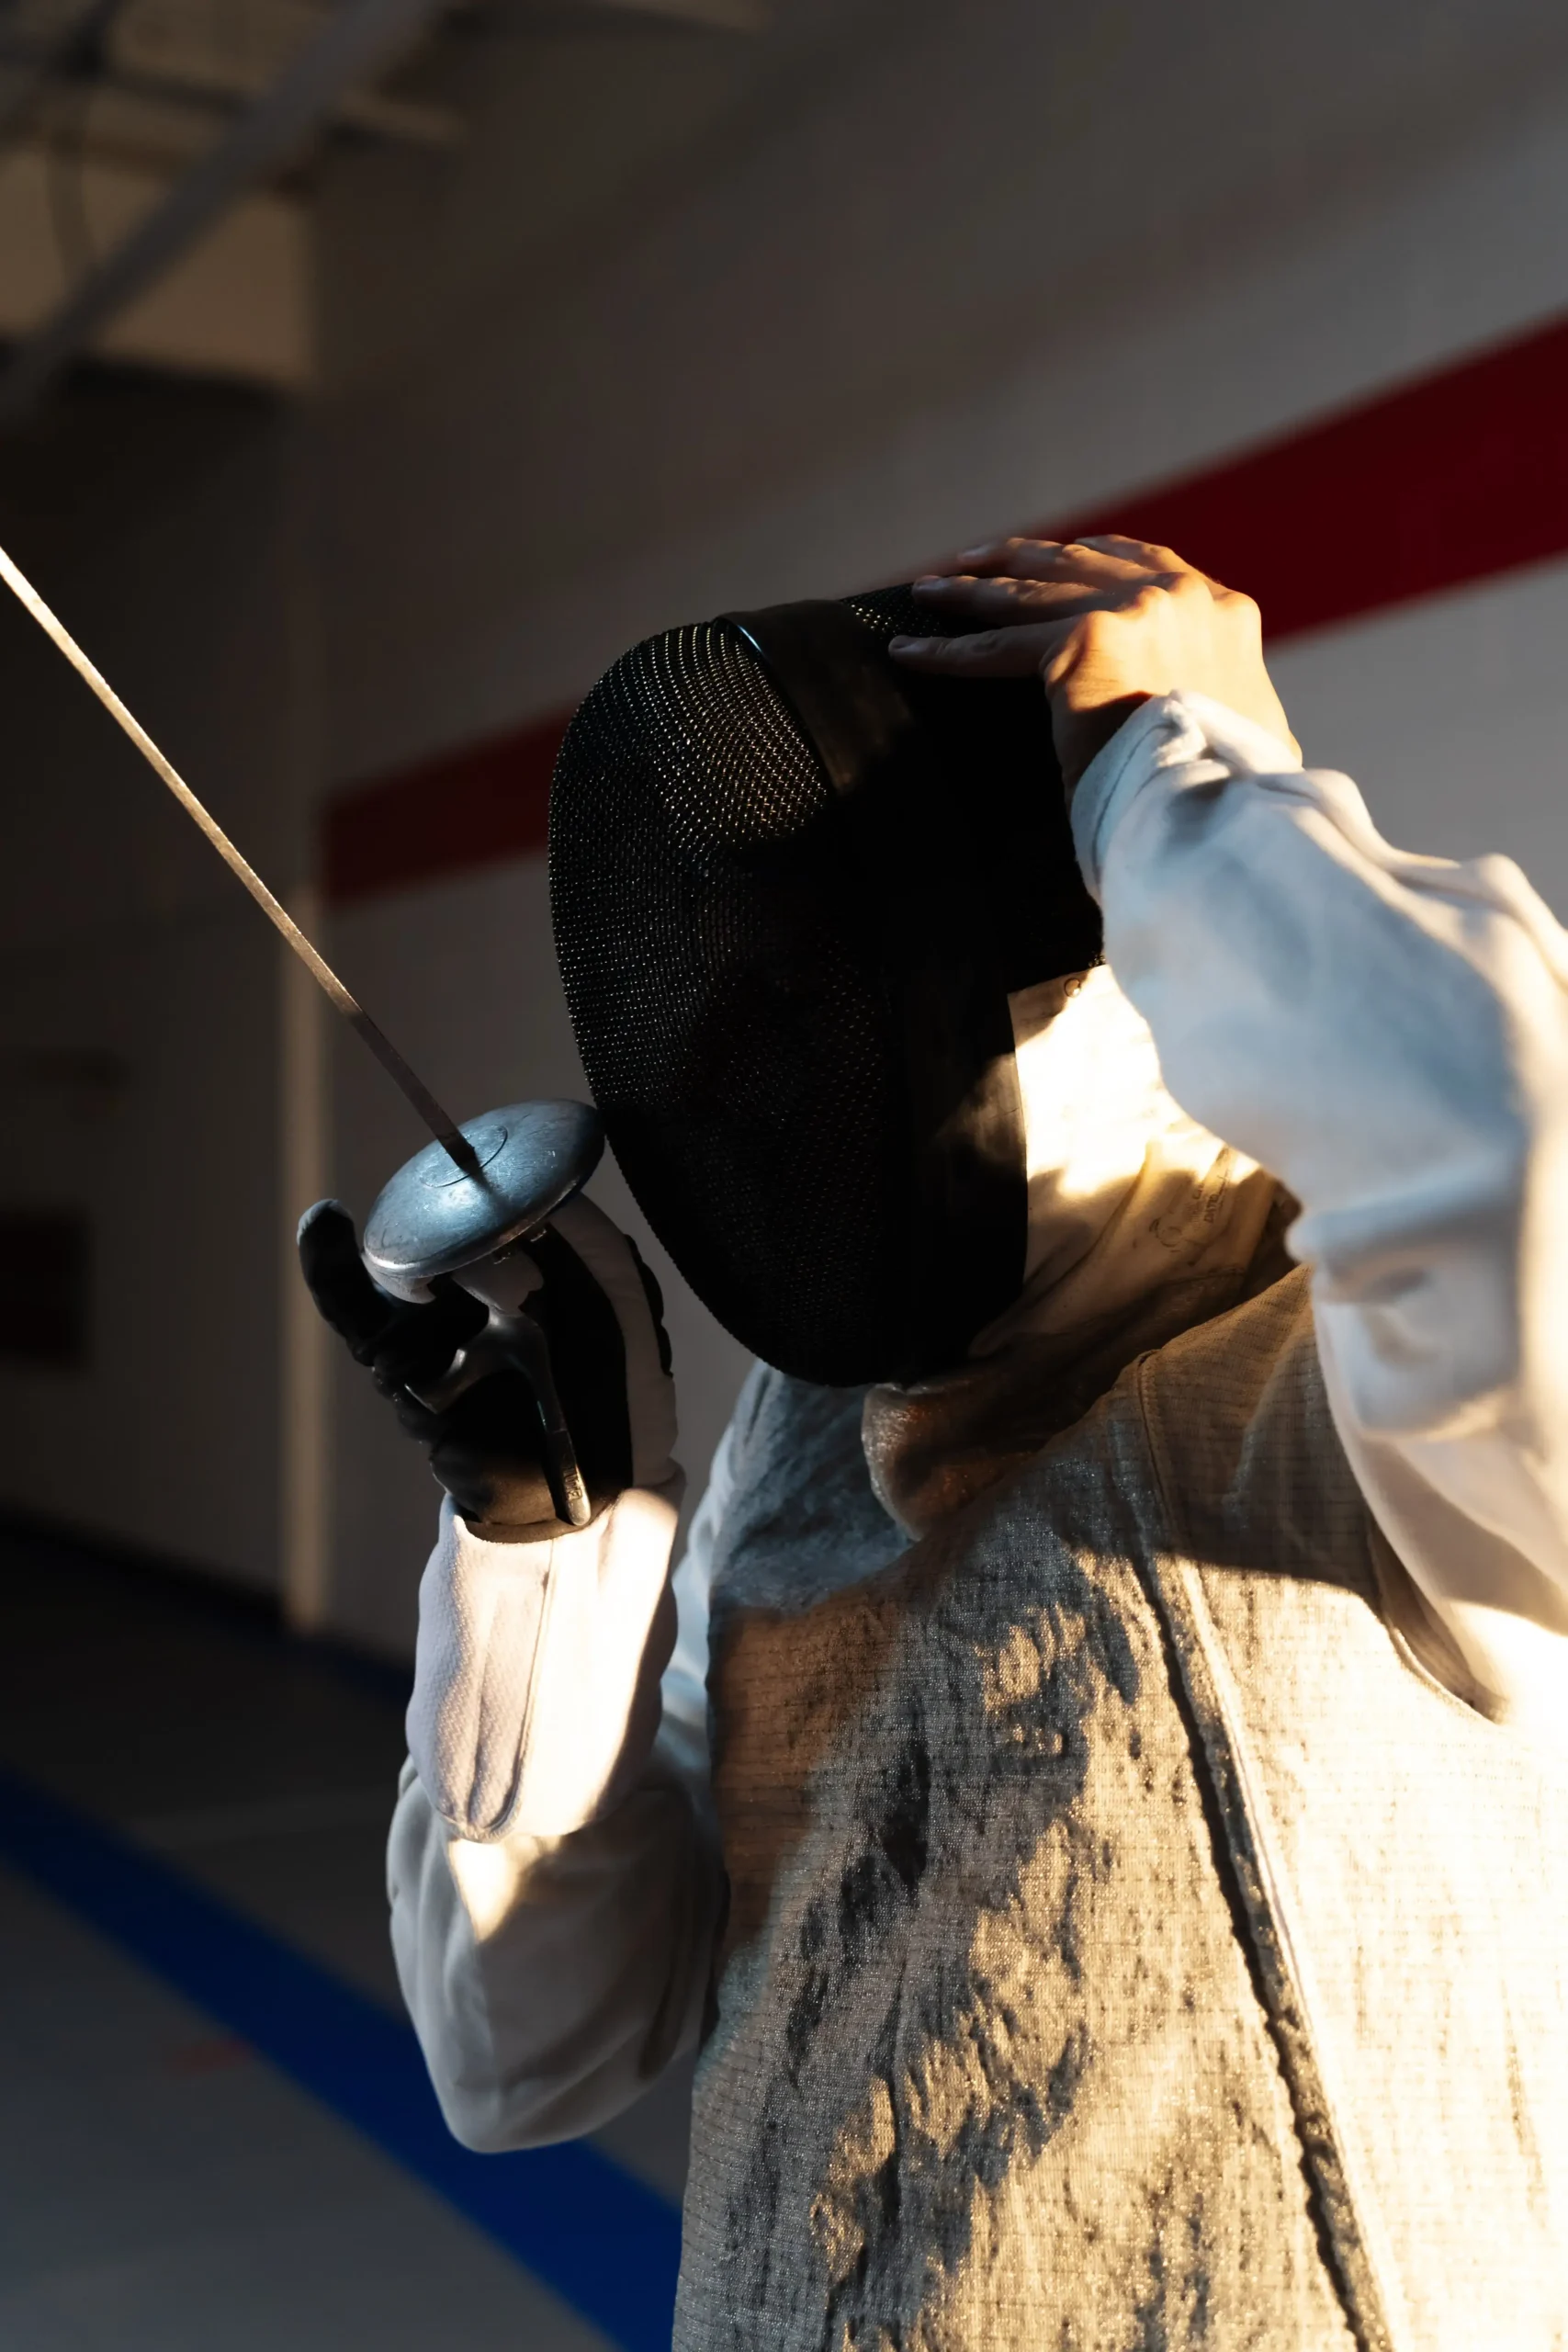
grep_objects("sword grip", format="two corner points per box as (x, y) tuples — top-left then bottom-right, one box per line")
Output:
(408, 1238), (593, 1530)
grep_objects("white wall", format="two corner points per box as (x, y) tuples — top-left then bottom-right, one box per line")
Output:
(298, 0), (1568, 1650)
(1276, 561), (1568, 921)
(312, 0), (1568, 775)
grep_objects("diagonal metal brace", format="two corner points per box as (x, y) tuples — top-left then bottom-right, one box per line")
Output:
(0, 0), (454, 425)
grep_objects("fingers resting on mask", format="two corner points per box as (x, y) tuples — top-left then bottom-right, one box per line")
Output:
(932, 533), (1193, 585)
(885, 616), (1081, 676)
(888, 537), (1207, 679)
(887, 533), (1298, 786)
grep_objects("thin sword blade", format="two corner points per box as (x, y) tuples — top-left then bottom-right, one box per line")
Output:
(0, 541), (481, 1181)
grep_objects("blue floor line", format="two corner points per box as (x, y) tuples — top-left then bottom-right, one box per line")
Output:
(0, 1764), (681, 2352)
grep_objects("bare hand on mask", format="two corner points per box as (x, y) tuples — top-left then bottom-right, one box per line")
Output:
(889, 535), (1299, 792)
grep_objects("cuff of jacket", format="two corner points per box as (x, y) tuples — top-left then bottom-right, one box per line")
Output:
(1069, 690), (1305, 901)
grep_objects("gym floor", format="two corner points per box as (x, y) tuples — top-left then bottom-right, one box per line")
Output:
(0, 1525), (690, 2351)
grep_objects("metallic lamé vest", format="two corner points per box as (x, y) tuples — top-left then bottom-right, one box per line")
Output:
(675, 1269), (1568, 2352)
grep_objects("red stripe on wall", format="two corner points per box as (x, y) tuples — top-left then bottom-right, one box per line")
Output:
(1054, 308), (1568, 641)
(326, 306), (1568, 906)
(324, 712), (568, 905)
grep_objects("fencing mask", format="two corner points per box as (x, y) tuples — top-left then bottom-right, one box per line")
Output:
(548, 585), (1102, 1388)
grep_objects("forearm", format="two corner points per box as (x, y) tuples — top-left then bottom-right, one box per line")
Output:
(389, 1743), (722, 2150)
(410, 1479), (683, 1843)
(1075, 692), (1568, 1712)
(387, 1390), (748, 2146)
(1073, 694), (1544, 1264)
(390, 1477), (704, 2145)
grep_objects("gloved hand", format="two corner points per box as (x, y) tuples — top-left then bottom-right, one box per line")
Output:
(298, 1192), (678, 1541)
(299, 1191), (683, 1839)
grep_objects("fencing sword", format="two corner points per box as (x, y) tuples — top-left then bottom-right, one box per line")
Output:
(0, 541), (601, 1523)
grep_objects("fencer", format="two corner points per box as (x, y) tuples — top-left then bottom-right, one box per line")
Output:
(303, 536), (1568, 2348)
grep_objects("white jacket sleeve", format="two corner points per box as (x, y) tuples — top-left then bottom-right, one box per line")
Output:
(386, 1422), (740, 2150)
(1074, 691), (1568, 1730)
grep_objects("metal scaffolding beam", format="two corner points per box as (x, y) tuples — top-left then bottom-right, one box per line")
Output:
(0, 0), (452, 424)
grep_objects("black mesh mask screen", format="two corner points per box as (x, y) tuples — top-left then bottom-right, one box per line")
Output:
(548, 586), (1102, 1386)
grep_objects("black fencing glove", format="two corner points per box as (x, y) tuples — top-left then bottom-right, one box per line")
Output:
(299, 1193), (676, 1543)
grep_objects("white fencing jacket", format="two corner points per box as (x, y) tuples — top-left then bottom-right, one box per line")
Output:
(388, 690), (1568, 2154)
